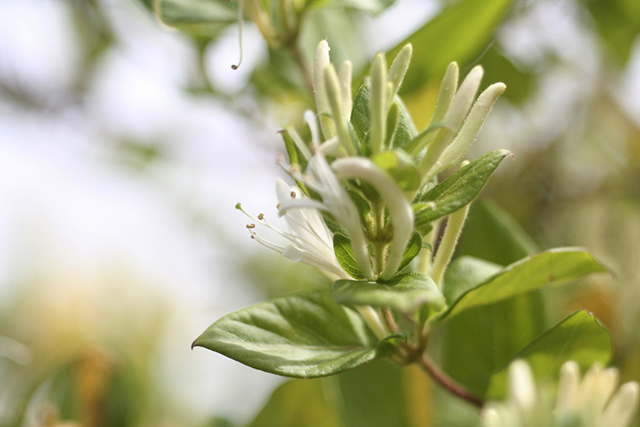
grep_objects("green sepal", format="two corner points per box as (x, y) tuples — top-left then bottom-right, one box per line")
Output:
(193, 288), (385, 378)
(433, 249), (608, 324)
(333, 234), (367, 280)
(486, 310), (613, 399)
(333, 272), (444, 315)
(414, 149), (511, 229)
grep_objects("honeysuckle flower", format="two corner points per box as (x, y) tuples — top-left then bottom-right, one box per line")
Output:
(238, 178), (348, 282)
(482, 360), (639, 427)
(282, 151), (374, 280)
(278, 111), (375, 280)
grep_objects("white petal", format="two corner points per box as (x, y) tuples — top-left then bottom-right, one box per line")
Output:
(278, 198), (327, 216)
(282, 245), (304, 262)
(305, 154), (373, 279)
(304, 110), (321, 149)
(509, 360), (536, 410)
(275, 178), (294, 203)
(600, 382), (639, 427)
(482, 407), (503, 427)
(332, 157), (413, 280)
(556, 361), (580, 412)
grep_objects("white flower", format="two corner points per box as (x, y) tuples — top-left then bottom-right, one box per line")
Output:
(556, 362), (639, 427)
(280, 153), (374, 280)
(278, 111), (374, 280)
(482, 360), (639, 427)
(240, 111), (374, 281)
(238, 178), (348, 282)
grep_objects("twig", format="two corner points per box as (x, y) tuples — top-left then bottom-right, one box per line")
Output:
(419, 354), (484, 408)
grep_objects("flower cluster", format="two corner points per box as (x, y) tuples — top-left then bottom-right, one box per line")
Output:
(482, 360), (639, 427)
(239, 40), (506, 286)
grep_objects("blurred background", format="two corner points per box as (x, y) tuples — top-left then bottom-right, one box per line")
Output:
(1, 0), (640, 426)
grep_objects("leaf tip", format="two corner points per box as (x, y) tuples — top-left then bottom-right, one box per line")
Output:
(497, 149), (514, 160)
(191, 333), (207, 350)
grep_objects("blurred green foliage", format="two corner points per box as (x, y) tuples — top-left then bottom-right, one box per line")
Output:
(2, 0), (640, 425)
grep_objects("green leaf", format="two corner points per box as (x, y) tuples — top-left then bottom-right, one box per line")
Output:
(585, 0), (640, 65)
(439, 249), (608, 321)
(398, 231), (422, 273)
(390, 98), (419, 150)
(434, 249), (606, 398)
(298, 9), (369, 74)
(151, 0), (237, 37)
(193, 289), (383, 378)
(351, 83), (372, 144)
(433, 210), (545, 399)
(324, 215), (348, 237)
(333, 234), (367, 280)
(432, 250), (607, 399)
(456, 200), (539, 266)
(443, 256), (502, 304)
(336, 359), (411, 427)
(351, 83), (418, 152)
(334, 0), (396, 14)
(486, 310), (613, 399)
(247, 379), (342, 427)
(435, 255), (546, 397)
(480, 47), (537, 105)
(385, 0), (514, 96)
(306, 0), (396, 15)
(372, 151), (421, 192)
(434, 293), (547, 398)
(414, 149), (511, 228)
(248, 359), (420, 427)
(413, 205), (434, 237)
(333, 272), (444, 314)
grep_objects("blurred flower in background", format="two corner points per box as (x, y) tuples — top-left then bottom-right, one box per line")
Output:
(482, 360), (639, 427)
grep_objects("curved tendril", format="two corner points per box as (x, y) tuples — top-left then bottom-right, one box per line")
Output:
(231, 0), (244, 70)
